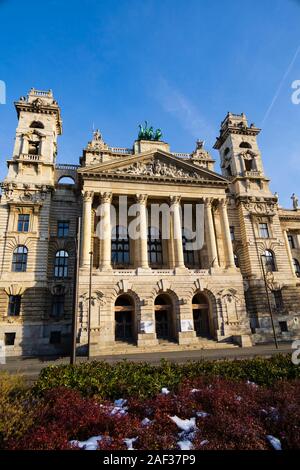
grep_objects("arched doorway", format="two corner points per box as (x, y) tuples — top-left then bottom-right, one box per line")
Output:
(154, 294), (174, 341)
(192, 293), (211, 338)
(114, 295), (134, 342)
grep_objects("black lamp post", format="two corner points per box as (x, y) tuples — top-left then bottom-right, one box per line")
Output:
(70, 217), (81, 365)
(87, 250), (93, 360)
(260, 255), (278, 349)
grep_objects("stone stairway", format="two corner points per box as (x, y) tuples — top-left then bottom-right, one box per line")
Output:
(96, 338), (238, 356)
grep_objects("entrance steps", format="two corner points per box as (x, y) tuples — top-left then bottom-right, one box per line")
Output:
(96, 338), (238, 356)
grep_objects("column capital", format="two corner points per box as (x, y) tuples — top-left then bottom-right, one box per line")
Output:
(100, 192), (112, 203)
(169, 195), (181, 205)
(136, 193), (148, 205)
(219, 198), (228, 208)
(83, 190), (94, 202)
(204, 197), (213, 207)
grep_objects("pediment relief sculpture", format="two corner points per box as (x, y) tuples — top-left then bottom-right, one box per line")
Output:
(109, 159), (204, 180)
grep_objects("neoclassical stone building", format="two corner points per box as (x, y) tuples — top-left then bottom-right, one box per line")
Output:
(0, 89), (300, 357)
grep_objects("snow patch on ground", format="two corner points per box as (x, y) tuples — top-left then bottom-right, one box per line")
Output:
(196, 411), (209, 418)
(266, 435), (282, 450)
(111, 398), (128, 416)
(246, 380), (258, 388)
(178, 439), (193, 450)
(200, 439), (209, 446)
(161, 387), (170, 395)
(70, 435), (102, 450)
(170, 416), (197, 433)
(124, 437), (138, 450)
(141, 418), (152, 426)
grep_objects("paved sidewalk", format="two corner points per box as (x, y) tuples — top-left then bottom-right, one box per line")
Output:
(0, 342), (293, 382)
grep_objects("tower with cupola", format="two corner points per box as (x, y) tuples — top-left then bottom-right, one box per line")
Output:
(5, 88), (62, 186)
(214, 113), (300, 341)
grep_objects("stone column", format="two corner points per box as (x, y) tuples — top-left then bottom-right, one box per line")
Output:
(204, 198), (219, 268)
(219, 199), (235, 268)
(21, 134), (29, 155)
(283, 230), (296, 277)
(170, 195), (185, 269)
(99, 192), (112, 271)
(136, 194), (149, 270)
(81, 191), (94, 267)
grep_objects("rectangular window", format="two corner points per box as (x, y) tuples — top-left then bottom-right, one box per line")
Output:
(279, 321), (288, 333)
(51, 295), (65, 319)
(230, 226), (235, 241)
(57, 221), (69, 238)
(50, 331), (61, 344)
(5, 332), (16, 346)
(8, 295), (21, 316)
(272, 290), (283, 310)
(17, 214), (30, 232)
(259, 223), (269, 238)
(288, 234), (295, 249)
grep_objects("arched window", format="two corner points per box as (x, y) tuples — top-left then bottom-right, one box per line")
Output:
(239, 141), (252, 149)
(111, 226), (130, 267)
(182, 228), (196, 267)
(293, 258), (300, 277)
(57, 176), (75, 185)
(28, 140), (40, 155)
(30, 121), (44, 129)
(262, 250), (276, 272)
(148, 227), (163, 266)
(54, 250), (69, 278)
(224, 147), (230, 157)
(12, 245), (28, 272)
(244, 158), (254, 171)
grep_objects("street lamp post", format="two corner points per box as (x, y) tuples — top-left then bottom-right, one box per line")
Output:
(87, 250), (93, 360)
(260, 256), (279, 349)
(70, 217), (81, 365)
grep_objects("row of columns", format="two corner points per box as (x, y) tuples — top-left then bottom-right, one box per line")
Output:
(81, 192), (236, 270)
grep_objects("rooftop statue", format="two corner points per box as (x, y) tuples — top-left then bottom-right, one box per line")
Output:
(138, 121), (162, 141)
(291, 193), (299, 210)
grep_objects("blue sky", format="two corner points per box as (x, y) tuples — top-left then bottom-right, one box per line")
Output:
(0, 0), (300, 207)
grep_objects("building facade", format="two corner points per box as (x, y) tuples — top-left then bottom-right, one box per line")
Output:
(0, 89), (300, 357)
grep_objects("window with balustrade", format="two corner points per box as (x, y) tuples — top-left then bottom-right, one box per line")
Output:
(148, 227), (163, 267)
(17, 214), (30, 232)
(259, 223), (270, 238)
(57, 221), (69, 238)
(182, 228), (197, 267)
(111, 225), (130, 267)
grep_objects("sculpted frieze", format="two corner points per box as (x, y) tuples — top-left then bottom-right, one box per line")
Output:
(110, 159), (203, 180)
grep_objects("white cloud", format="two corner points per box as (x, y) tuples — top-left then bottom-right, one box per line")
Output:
(154, 78), (214, 140)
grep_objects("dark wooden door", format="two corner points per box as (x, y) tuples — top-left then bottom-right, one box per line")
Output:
(115, 311), (133, 341)
(155, 310), (169, 340)
(193, 309), (210, 338)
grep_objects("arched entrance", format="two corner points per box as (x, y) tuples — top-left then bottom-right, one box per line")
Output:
(114, 295), (134, 342)
(192, 293), (211, 338)
(154, 294), (174, 341)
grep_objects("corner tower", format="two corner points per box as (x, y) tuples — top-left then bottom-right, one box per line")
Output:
(214, 112), (271, 197)
(5, 88), (62, 186)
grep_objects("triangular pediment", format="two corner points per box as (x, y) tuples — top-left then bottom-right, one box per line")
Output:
(78, 149), (228, 185)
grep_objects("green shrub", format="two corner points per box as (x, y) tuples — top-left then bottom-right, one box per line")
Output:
(33, 354), (299, 400)
(0, 372), (34, 447)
